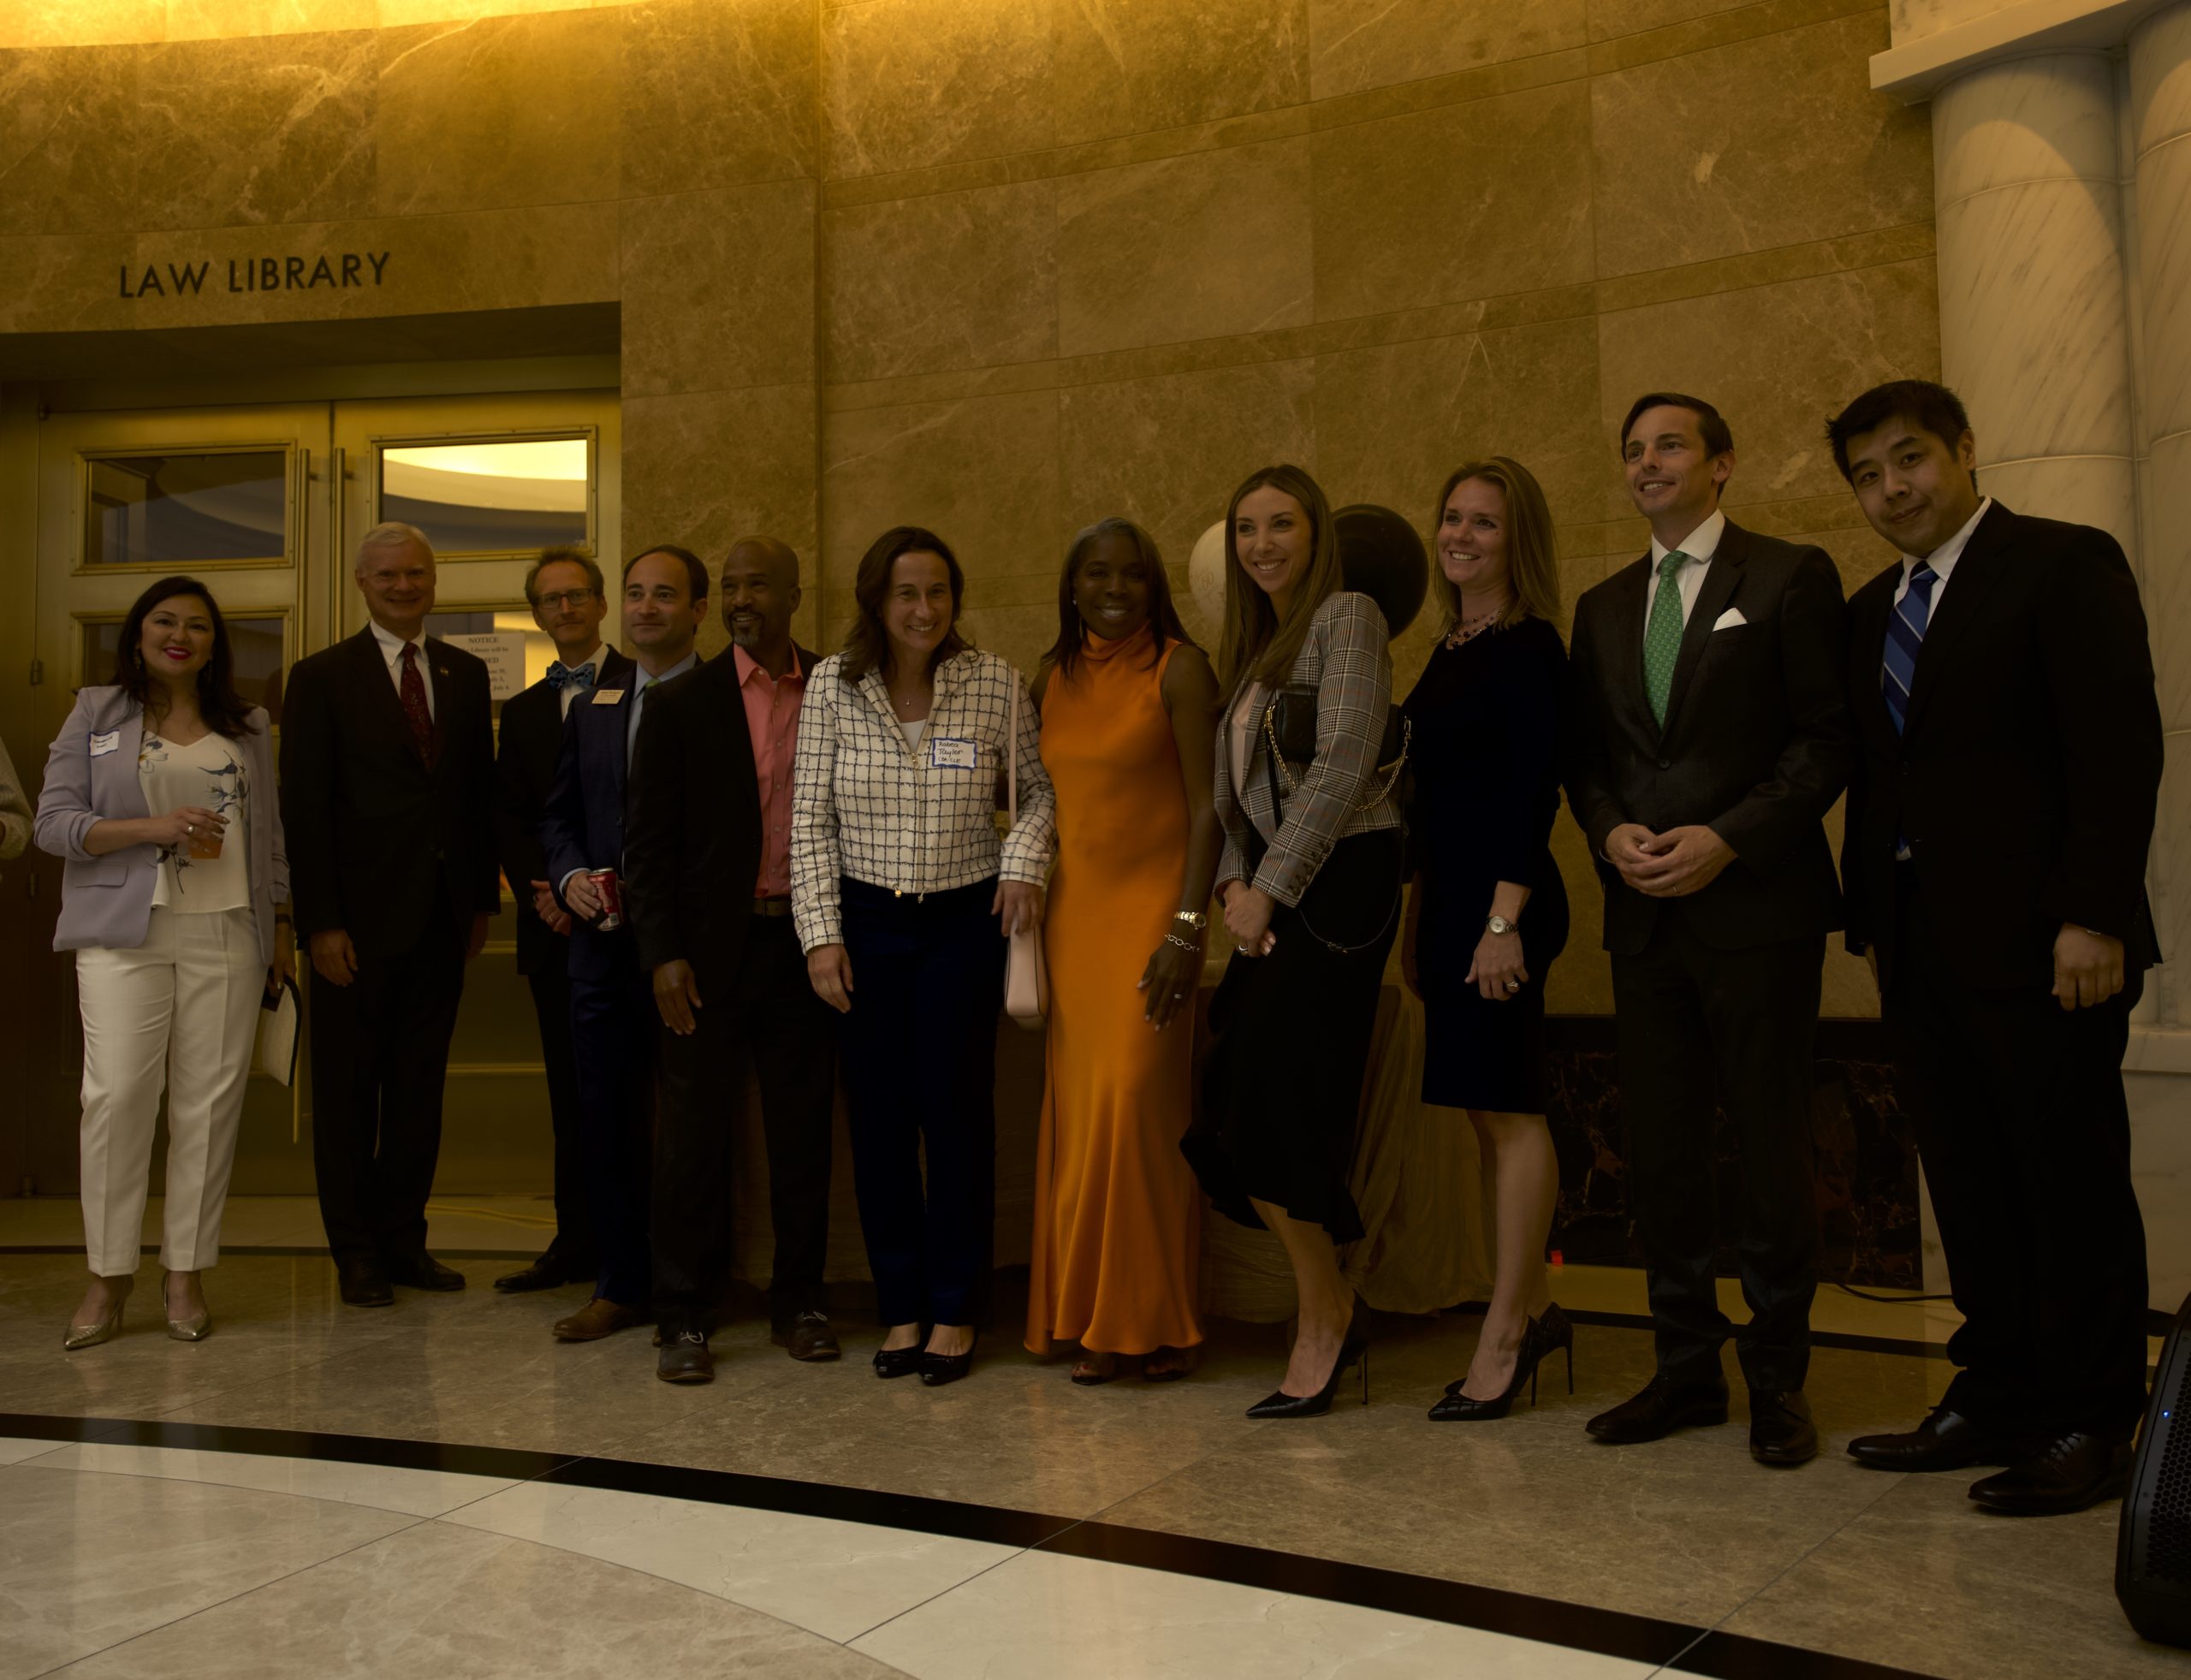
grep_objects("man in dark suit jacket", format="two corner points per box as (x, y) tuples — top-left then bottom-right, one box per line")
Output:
(626, 541), (824, 1385)
(281, 523), (500, 1307)
(535, 546), (707, 1345)
(1829, 379), (2161, 1516)
(1566, 393), (1852, 1464)
(490, 547), (619, 1294)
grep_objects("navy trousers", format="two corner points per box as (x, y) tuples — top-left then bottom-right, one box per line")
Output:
(837, 876), (1004, 1328)
(569, 947), (656, 1307)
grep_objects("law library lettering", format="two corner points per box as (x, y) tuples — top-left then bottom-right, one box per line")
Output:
(1, 3), (2188, 1677)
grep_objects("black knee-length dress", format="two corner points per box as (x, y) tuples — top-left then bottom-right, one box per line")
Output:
(1401, 615), (1570, 1114)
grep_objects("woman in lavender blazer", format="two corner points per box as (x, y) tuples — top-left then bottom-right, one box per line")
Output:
(34, 576), (292, 1350)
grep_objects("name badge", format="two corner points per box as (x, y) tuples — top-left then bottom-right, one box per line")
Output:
(89, 730), (121, 757)
(929, 735), (977, 770)
(591, 688), (626, 705)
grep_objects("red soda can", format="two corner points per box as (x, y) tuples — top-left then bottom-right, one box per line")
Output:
(586, 867), (624, 929)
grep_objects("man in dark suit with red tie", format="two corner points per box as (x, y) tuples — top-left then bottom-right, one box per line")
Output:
(491, 548), (622, 1294)
(535, 545), (707, 1345)
(281, 522), (500, 1308)
(1565, 393), (1852, 1466)
(1830, 379), (2162, 1516)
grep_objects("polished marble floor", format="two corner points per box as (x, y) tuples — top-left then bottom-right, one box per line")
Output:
(0, 1197), (2182, 1679)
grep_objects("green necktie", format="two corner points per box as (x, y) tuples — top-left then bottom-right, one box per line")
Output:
(1643, 549), (1689, 727)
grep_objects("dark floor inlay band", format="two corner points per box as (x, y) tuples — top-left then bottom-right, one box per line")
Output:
(3, 1412), (1943, 1680)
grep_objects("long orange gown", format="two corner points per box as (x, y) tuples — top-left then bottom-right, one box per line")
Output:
(1024, 625), (1204, 1356)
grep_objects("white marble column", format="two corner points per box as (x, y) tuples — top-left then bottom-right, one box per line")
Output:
(2131, 3), (2191, 1035)
(1932, 54), (2140, 550)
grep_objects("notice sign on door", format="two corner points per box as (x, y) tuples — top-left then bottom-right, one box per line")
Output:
(446, 632), (527, 703)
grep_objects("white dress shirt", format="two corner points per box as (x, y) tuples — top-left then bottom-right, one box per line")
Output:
(368, 619), (433, 721)
(553, 644), (605, 719)
(1641, 507), (1727, 640)
(1893, 496), (1991, 614)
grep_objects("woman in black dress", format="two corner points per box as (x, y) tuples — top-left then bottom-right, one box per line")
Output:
(1399, 456), (1573, 1422)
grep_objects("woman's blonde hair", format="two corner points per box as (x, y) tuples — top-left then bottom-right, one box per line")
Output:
(1216, 464), (1345, 694)
(1431, 457), (1560, 630)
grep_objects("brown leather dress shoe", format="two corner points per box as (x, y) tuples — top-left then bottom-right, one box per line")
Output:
(552, 1297), (651, 1341)
(383, 1253), (466, 1292)
(1586, 1376), (1730, 1444)
(656, 1328), (715, 1383)
(494, 1251), (585, 1293)
(1968, 1432), (2134, 1516)
(1748, 1390), (1818, 1466)
(774, 1310), (841, 1362)
(1849, 1406), (2040, 1472)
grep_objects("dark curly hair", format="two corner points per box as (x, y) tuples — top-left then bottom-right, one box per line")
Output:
(839, 525), (970, 684)
(111, 575), (258, 739)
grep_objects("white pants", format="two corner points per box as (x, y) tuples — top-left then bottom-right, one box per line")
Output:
(75, 906), (264, 1275)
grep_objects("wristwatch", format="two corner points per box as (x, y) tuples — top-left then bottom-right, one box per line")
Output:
(1484, 915), (1517, 936)
(1173, 910), (1209, 931)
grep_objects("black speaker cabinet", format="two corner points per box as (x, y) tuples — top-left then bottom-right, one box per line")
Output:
(2119, 1293), (2191, 1646)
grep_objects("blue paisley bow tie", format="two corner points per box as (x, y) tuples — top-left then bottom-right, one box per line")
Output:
(546, 661), (596, 694)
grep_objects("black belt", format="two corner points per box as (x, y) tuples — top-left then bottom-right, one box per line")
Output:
(751, 896), (795, 919)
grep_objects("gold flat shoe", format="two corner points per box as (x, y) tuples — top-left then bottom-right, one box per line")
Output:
(63, 1301), (125, 1351)
(166, 1312), (211, 1343)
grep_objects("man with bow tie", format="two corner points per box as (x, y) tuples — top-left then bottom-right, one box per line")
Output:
(492, 547), (627, 1297)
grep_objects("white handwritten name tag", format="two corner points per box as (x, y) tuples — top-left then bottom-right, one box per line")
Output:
(929, 736), (977, 770)
(89, 730), (121, 757)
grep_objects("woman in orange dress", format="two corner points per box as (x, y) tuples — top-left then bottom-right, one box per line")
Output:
(1025, 519), (1221, 1382)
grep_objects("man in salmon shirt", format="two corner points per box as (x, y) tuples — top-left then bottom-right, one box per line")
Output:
(624, 537), (836, 1383)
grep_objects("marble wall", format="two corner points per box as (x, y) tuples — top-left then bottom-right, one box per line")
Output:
(0, 0), (1943, 1014)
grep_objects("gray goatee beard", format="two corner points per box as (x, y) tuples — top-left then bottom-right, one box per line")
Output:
(728, 620), (763, 650)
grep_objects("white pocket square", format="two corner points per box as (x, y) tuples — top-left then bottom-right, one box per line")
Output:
(1712, 608), (1747, 630)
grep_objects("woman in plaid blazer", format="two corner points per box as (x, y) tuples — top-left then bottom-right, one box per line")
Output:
(791, 525), (1056, 1387)
(1184, 465), (1405, 1419)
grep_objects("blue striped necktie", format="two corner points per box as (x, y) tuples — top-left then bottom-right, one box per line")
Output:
(1880, 561), (1939, 735)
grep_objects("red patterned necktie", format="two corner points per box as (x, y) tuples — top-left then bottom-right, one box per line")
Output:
(399, 642), (436, 766)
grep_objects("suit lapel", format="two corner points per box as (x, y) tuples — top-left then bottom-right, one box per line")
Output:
(424, 637), (456, 769)
(1851, 572), (1900, 751)
(352, 627), (425, 768)
(1660, 524), (1746, 736)
(1902, 502), (2015, 739)
(1601, 557), (1654, 734)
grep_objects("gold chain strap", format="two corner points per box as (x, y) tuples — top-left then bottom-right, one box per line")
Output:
(1261, 703), (1410, 810)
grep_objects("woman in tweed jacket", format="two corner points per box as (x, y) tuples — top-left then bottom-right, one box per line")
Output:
(792, 525), (1055, 1386)
(1184, 465), (1405, 1419)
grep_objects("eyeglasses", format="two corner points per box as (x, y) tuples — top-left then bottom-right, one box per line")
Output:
(533, 588), (598, 609)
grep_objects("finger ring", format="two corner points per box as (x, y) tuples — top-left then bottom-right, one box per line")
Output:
(1505, 979), (1520, 991)
(185, 824), (194, 834)
(1237, 944), (1250, 954)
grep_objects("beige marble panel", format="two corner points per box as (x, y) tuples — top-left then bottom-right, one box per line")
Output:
(621, 384), (822, 649)
(2135, 116), (2191, 440)
(375, 11), (620, 217)
(819, 389), (1063, 634)
(1933, 52), (2117, 205)
(134, 30), (377, 229)
(1588, 0), (1757, 40)
(1051, 0), (1308, 146)
(1311, 81), (1594, 324)
(621, 180), (816, 399)
(823, 0), (1054, 180)
(116, 202), (620, 330)
(1055, 137), (1312, 358)
(1056, 359), (1315, 619)
(0, 3), (163, 50)
(1309, 0), (1588, 101)
(0, 232), (136, 334)
(2147, 430), (2191, 737)
(0, 45), (137, 238)
(165, 0), (377, 39)
(1591, 10), (1932, 280)
(2132, 2), (2191, 153)
(1313, 314), (1606, 555)
(621, 0), (818, 197)
(824, 179), (1058, 384)
(57, 1521), (901, 1680)
(1595, 258), (1943, 522)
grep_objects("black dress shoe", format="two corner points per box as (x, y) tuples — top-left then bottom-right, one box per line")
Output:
(873, 1342), (924, 1379)
(1968, 1432), (2133, 1516)
(493, 1251), (579, 1293)
(656, 1328), (715, 1384)
(919, 1330), (980, 1387)
(383, 1253), (466, 1291)
(336, 1257), (394, 1308)
(775, 1310), (840, 1362)
(1586, 1376), (1729, 1444)
(1749, 1390), (1818, 1465)
(1247, 1303), (1370, 1419)
(1848, 1406), (2040, 1473)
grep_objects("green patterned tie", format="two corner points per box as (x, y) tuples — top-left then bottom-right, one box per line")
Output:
(1643, 549), (1689, 727)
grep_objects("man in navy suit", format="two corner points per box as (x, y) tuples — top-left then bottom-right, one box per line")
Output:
(1830, 379), (2161, 1515)
(535, 545), (707, 1342)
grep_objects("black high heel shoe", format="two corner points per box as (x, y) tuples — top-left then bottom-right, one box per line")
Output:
(873, 1326), (928, 1380)
(1247, 1303), (1370, 1419)
(1431, 1303), (1576, 1422)
(919, 1328), (979, 1386)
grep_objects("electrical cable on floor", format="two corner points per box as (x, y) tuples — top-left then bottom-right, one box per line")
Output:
(1832, 1279), (1952, 1303)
